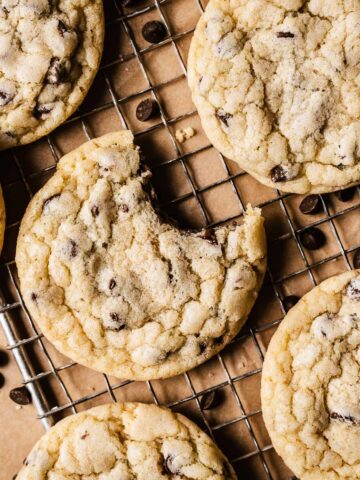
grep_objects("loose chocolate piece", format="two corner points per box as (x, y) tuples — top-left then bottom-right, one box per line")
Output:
(299, 194), (322, 215)
(277, 31), (295, 38)
(91, 205), (100, 217)
(200, 390), (220, 410)
(300, 227), (326, 250)
(142, 20), (167, 44)
(0, 372), (4, 388)
(33, 103), (53, 119)
(271, 165), (287, 183)
(0, 349), (9, 367)
(109, 279), (117, 290)
(283, 295), (300, 312)
(0, 90), (14, 106)
(335, 187), (356, 202)
(330, 411), (360, 425)
(9, 386), (32, 405)
(57, 20), (68, 36)
(136, 99), (158, 122)
(46, 57), (68, 85)
(216, 109), (233, 127)
(353, 249), (360, 269)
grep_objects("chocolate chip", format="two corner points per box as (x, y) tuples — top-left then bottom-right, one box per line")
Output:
(299, 195), (322, 215)
(271, 165), (287, 183)
(199, 341), (207, 354)
(69, 240), (78, 258)
(335, 187), (356, 202)
(43, 194), (61, 209)
(216, 109), (233, 127)
(0, 372), (4, 388)
(30, 293), (38, 302)
(283, 295), (300, 312)
(120, 204), (129, 213)
(109, 279), (117, 290)
(46, 57), (68, 84)
(33, 103), (53, 119)
(277, 32), (295, 38)
(200, 390), (220, 410)
(0, 90), (14, 106)
(9, 386), (32, 405)
(346, 278), (360, 300)
(142, 20), (167, 44)
(202, 228), (218, 244)
(0, 349), (9, 367)
(91, 205), (100, 217)
(163, 455), (180, 475)
(108, 313), (126, 331)
(57, 20), (68, 36)
(300, 227), (326, 250)
(80, 432), (89, 440)
(330, 411), (360, 425)
(353, 249), (360, 269)
(136, 99), (158, 122)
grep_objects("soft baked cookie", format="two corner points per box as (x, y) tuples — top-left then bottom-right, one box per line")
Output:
(188, 0), (360, 194)
(16, 130), (267, 380)
(16, 402), (236, 479)
(261, 270), (360, 479)
(0, 185), (5, 253)
(0, 0), (104, 150)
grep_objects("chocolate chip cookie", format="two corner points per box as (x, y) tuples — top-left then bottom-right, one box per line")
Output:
(188, 0), (360, 194)
(16, 130), (267, 380)
(17, 403), (236, 479)
(262, 270), (360, 479)
(0, 0), (104, 150)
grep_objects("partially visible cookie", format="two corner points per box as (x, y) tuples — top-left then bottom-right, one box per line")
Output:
(0, 0), (104, 150)
(188, 0), (360, 194)
(0, 185), (5, 253)
(16, 130), (267, 380)
(262, 270), (360, 479)
(17, 402), (236, 479)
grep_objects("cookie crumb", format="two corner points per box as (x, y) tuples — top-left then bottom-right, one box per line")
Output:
(175, 127), (195, 144)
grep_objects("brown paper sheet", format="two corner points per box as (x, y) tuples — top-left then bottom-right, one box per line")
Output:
(1, 0), (359, 478)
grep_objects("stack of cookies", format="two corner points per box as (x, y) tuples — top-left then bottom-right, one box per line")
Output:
(2, 1), (359, 479)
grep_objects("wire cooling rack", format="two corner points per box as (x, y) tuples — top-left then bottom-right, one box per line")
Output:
(1, 1), (359, 478)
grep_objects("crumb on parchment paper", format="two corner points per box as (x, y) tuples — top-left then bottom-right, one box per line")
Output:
(175, 127), (196, 144)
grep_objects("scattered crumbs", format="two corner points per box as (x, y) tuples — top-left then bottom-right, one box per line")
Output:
(175, 127), (195, 144)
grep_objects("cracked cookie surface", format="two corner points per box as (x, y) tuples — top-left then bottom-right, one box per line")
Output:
(261, 270), (360, 479)
(16, 130), (266, 380)
(17, 402), (236, 479)
(188, 0), (360, 194)
(0, 0), (104, 150)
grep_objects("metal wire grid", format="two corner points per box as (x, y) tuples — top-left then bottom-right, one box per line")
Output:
(0, 0), (359, 478)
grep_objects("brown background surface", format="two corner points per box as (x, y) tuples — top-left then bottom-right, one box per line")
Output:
(1, 0), (360, 479)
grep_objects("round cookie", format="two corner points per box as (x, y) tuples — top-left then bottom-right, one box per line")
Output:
(0, 0), (104, 150)
(0, 185), (5, 253)
(188, 0), (360, 194)
(16, 402), (237, 479)
(261, 270), (360, 479)
(16, 130), (267, 380)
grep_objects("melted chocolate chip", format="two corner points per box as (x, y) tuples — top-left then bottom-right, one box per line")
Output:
(346, 278), (360, 300)
(108, 313), (126, 331)
(199, 341), (207, 354)
(30, 293), (38, 302)
(353, 249), (360, 269)
(69, 240), (78, 258)
(335, 187), (356, 202)
(0, 90), (14, 106)
(57, 20), (68, 36)
(136, 99), (158, 122)
(142, 20), (167, 44)
(43, 194), (61, 209)
(91, 205), (100, 217)
(200, 390), (221, 410)
(330, 411), (360, 425)
(9, 386), (32, 405)
(277, 31), (295, 38)
(299, 195), (322, 215)
(216, 109), (233, 127)
(300, 227), (326, 250)
(33, 103), (53, 119)
(80, 432), (89, 440)
(109, 279), (117, 290)
(163, 455), (180, 475)
(202, 228), (218, 244)
(120, 204), (129, 213)
(283, 295), (300, 312)
(46, 57), (69, 84)
(271, 165), (287, 183)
